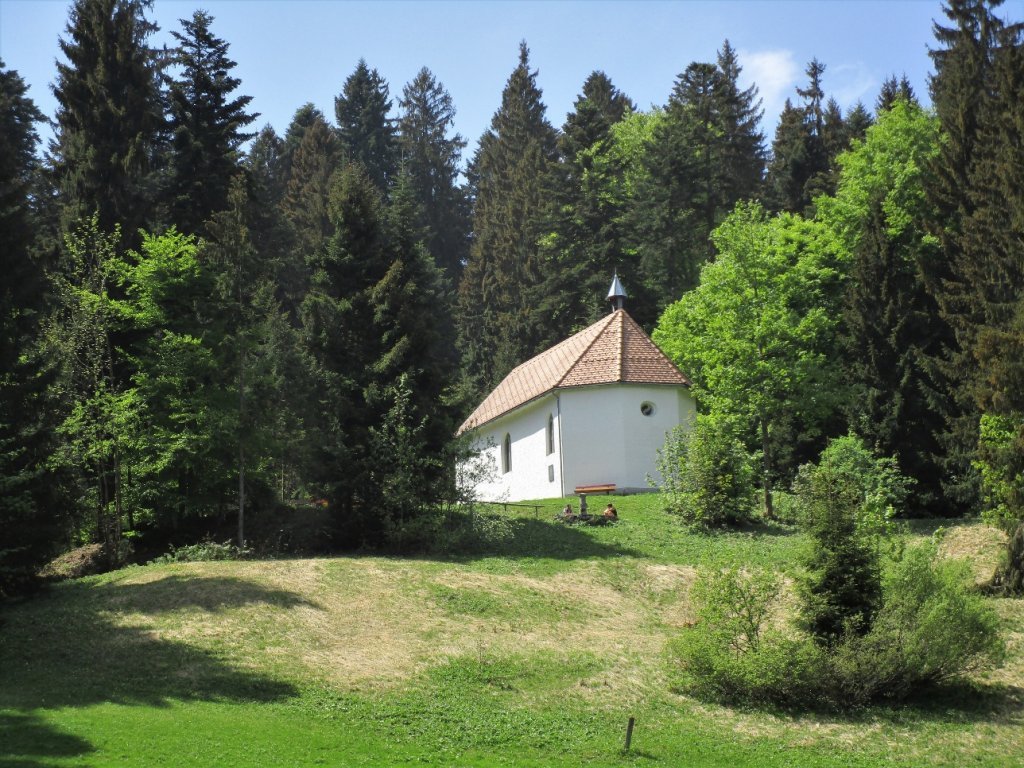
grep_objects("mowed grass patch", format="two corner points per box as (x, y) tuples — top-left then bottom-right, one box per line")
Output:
(471, 493), (806, 574)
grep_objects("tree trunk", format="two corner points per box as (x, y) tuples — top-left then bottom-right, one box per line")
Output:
(237, 344), (246, 548)
(760, 417), (775, 519)
(993, 521), (1024, 595)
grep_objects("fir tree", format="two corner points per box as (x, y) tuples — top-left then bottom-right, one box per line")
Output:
(876, 74), (918, 113)
(539, 71), (635, 340)
(844, 101), (874, 144)
(922, 0), (1021, 511)
(396, 67), (469, 282)
(49, 0), (163, 245)
(456, 42), (559, 398)
(281, 113), (341, 266)
(764, 59), (831, 214)
(247, 125), (287, 208)
(164, 10), (257, 236)
(964, 9), (1024, 589)
(631, 62), (716, 308)
(632, 43), (766, 312)
(335, 59), (396, 192)
(0, 62), (61, 594)
(713, 40), (767, 206)
(818, 100), (947, 513)
(281, 103), (326, 180)
(301, 164), (389, 543)
(763, 98), (809, 213)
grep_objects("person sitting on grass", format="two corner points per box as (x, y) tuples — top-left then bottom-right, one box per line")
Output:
(603, 503), (618, 521)
(560, 504), (577, 523)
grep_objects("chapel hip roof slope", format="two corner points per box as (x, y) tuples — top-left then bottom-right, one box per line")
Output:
(457, 309), (691, 434)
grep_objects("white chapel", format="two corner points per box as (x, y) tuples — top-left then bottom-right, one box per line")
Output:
(458, 276), (696, 502)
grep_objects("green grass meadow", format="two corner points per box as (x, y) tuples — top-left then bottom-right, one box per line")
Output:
(2, 495), (1022, 766)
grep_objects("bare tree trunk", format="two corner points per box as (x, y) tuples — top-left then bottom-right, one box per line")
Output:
(993, 521), (1024, 595)
(760, 417), (774, 520)
(237, 341), (246, 548)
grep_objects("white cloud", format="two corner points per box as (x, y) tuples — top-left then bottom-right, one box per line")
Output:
(829, 62), (876, 109)
(738, 48), (800, 122)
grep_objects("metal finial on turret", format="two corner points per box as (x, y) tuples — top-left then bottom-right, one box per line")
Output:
(607, 272), (627, 312)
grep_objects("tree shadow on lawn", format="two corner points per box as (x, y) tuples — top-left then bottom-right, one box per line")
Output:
(436, 514), (647, 561)
(753, 679), (1024, 729)
(0, 575), (313, 714)
(0, 712), (95, 768)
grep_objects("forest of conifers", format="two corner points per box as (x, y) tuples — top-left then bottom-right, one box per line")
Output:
(1, 0), (1022, 595)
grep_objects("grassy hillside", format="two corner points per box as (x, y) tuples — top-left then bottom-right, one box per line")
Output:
(2, 496), (1022, 767)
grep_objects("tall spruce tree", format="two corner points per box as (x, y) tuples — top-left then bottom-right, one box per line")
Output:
(301, 164), (390, 544)
(365, 171), (457, 544)
(164, 10), (257, 236)
(281, 103), (325, 180)
(817, 101), (947, 513)
(0, 62), (62, 594)
(631, 43), (765, 311)
(335, 59), (397, 193)
(281, 113), (341, 266)
(456, 42), (559, 398)
(396, 67), (469, 282)
(714, 40), (767, 206)
(539, 71), (635, 340)
(50, 0), (163, 245)
(764, 59), (832, 214)
(962, 7), (1024, 588)
(922, 0), (1022, 511)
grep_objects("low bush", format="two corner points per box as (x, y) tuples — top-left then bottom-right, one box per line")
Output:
(150, 539), (252, 564)
(831, 542), (1005, 702)
(657, 415), (756, 527)
(671, 567), (830, 707)
(672, 543), (1004, 709)
(433, 510), (516, 555)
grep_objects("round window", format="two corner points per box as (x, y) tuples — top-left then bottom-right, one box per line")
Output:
(640, 401), (656, 417)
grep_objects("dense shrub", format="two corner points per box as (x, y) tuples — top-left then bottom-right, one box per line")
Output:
(831, 542), (1005, 702)
(433, 510), (516, 555)
(672, 544), (1004, 709)
(672, 567), (829, 707)
(657, 415), (756, 527)
(150, 539), (252, 563)
(794, 435), (910, 646)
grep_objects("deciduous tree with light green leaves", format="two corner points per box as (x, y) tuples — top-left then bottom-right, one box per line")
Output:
(653, 202), (846, 517)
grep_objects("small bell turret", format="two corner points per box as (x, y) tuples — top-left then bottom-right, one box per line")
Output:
(607, 272), (627, 312)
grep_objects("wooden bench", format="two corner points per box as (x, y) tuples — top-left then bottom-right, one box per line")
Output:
(574, 483), (616, 495)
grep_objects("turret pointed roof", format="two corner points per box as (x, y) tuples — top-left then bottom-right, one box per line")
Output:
(457, 309), (690, 434)
(607, 272), (627, 308)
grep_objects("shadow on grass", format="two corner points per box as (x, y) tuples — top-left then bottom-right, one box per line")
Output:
(435, 514), (647, 561)
(0, 712), (94, 768)
(721, 679), (1024, 727)
(0, 575), (310, 715)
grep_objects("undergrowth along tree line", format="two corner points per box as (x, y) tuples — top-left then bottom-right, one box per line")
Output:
(1, 0), (1022, 599)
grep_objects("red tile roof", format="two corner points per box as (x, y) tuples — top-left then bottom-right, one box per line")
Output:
(457, 309), (690, 434)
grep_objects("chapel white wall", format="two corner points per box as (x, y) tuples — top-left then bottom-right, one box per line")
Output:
(559, 384), (695, 494)
(464, 385), (695, 503)
(467, 396), (562, 502)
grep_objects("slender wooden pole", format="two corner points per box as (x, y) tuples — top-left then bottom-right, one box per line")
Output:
(624, 716), (635, 752)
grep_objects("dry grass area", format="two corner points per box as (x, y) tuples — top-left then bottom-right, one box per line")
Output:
(104, 558), (691, 702)
(938, 521), (1007, 585)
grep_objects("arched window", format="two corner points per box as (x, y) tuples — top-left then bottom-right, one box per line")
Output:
(546, 414), (555, 456)
(502, 433), (512, 474)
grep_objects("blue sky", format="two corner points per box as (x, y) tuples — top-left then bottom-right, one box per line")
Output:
(1, 0), (956, 160)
